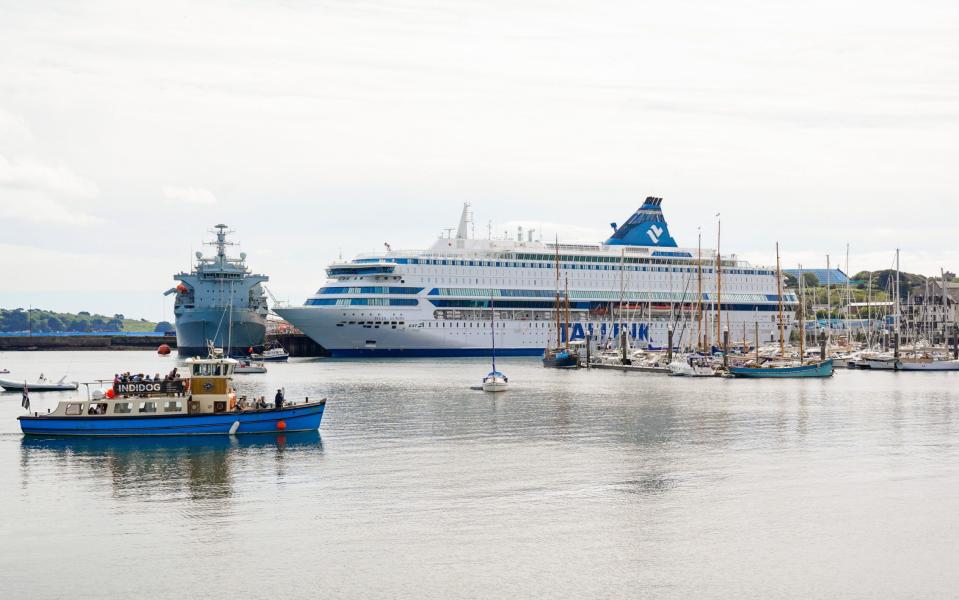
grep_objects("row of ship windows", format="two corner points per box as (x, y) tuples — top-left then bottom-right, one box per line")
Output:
(354, 256), (767, 272)
(336, 261), (772, 275)
(318, 287), (423, 295)
(307, 299), (418, 306)
(335, 319), (406, 329)
(309, 297), (796, 312)
(65, 400), (184, 415)
(315, 287), (792, 304)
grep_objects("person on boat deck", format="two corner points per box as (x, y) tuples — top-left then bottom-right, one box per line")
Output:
(274, 389), (284, 409)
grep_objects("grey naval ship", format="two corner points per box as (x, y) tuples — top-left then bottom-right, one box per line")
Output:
(165, 225), (269, 356)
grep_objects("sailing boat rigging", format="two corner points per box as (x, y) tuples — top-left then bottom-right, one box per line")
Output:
(543, 240), (581, 369)
(729, 243), (834, 378)
(481, 295), (509, 391)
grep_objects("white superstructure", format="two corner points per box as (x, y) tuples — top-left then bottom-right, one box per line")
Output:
(276, 199), (796, 356)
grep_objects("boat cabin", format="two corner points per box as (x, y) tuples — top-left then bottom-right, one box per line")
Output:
(45, 357), (241, 418)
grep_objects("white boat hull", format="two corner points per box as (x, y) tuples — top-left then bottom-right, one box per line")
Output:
(482, 381), (509, 392)
(896, 359), (959, 371)
(0, 379), (79, 392)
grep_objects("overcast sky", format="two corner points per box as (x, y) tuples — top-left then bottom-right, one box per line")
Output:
(1, 0), (957, 321)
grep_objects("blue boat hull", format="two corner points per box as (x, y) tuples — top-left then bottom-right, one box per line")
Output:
(542, 351), (581, 369)
(730, 360), (834, 378)
(18, 401), (325, 437)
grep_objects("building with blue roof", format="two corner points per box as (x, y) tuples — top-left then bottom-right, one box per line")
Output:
(783, 268), (849, 286)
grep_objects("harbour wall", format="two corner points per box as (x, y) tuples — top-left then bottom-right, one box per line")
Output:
(0, 335), (176, 351)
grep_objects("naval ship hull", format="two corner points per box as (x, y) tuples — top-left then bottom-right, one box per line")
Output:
(175, 307), (266, 357)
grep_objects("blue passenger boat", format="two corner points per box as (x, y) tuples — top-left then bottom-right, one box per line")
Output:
(729, 359), (834, 379)
(18, 356), (325, 437)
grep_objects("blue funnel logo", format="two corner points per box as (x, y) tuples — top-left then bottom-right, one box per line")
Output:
(605, 197), (678, 247)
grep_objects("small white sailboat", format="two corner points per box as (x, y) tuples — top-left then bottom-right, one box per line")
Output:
(668, 354), (716, 377)
(481, 297), (509, 392)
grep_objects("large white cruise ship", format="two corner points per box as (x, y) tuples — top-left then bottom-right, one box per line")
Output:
(276, 198), (796, 357)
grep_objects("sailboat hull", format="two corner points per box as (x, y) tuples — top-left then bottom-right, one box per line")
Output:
(896, 359), (959, 371)
(730, 359), (834, 378)
(543, 352), (580, 369)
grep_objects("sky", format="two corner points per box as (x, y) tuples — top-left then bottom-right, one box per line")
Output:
(1, 0), (958, 321)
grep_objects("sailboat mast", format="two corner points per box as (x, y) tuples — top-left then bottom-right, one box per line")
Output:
(564, 276), (571, 350)
(895, 249), (901, 359)
(490, 295), (497, 373)
(715, 218), (723, 347)
(798, 263), (805, 362)
(942, 268), (948, 348)
(867, 271), (874, 347)
(697, 231), (703, 352)
(776, 242), (785, 357)
(554, 238), (561, 348)
(845, 243), (851, 334)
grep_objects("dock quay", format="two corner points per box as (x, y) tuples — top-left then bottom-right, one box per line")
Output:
(589, 363), (671, 374)
(265, 333), (330, 357)
(0, 334), (177, 352)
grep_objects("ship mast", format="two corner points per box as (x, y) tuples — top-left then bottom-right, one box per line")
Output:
(697, 230), (703, 352)
(894, 249), (901, 359)
(798, 263), (805, 363)
(554, 237), (561, 348)
(715, 217), (723, 348)
(564, 276), (571, 350)
(776, 242), (785, 357)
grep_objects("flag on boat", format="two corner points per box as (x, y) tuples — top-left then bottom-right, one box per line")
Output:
(21, 382), (30, 411)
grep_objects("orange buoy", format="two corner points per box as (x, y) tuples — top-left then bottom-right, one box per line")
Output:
(176, 283), (188, 293)
(105, 388), (116, 399)
(276, 420), (287, 431)
(157, 344), (172, 356)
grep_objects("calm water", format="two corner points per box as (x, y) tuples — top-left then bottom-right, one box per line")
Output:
(1, 351), (958, 598)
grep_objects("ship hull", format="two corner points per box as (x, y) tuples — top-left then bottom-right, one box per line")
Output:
(175, 307), (266, 356)
(19, 401), (324, 437)
(276, 306), (792, 359)
(730, 360), (834, 378)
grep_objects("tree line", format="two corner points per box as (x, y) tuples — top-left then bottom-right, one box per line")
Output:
(0, 308), (171, 333)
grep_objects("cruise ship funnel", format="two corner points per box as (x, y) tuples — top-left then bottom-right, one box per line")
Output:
(605, 197), (677, 247)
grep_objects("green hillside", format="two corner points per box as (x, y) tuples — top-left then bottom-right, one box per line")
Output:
(0, 308), (165, 334)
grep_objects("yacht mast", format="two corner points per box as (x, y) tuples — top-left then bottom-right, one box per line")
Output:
(564, 276), (571, 350)
(715, 217), (723, 347)
(776, 242), (785, 357)
(867, 271), (874, 348)
(798, 263), (805, 363)
(697, 230), (703, 352)
(894, 249), (901, 359)
(554, 237), (561, 349)
(826, 254), (831, 350)
(490, 295), (497, 374)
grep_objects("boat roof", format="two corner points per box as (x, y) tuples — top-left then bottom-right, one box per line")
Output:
(184, 357), (239, 365)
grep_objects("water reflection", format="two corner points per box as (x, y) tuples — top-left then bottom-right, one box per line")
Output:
(19, 432), (323, 501)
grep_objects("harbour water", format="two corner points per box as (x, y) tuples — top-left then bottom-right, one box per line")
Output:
(2, 351), (959, 598)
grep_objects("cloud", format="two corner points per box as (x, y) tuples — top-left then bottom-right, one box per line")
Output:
(0, 153), (103, 225)
(0, 107), (32, 148)
(0, 153), (98, 198)
(162, 185), (217, 205)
